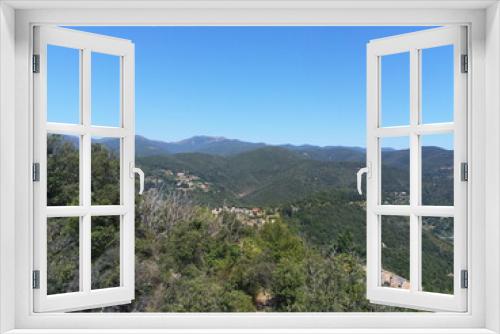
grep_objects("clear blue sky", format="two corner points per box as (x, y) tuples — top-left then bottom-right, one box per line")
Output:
(48, 26), (454, 149)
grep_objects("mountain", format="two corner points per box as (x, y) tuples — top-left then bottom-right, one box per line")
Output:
(131, 135), (366, 161)
(135, 135), (174, 156)
(284, 144), (365, 162)
(168, 136), (267, 156)
(131, 135), (265, 157)
(137, 146), (364, 206)
(136, 143), (453, 293)
(94, 134), (453, 206)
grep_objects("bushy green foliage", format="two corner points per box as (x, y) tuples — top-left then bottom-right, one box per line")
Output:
(91, 216), (120, 290)
(47, 217), (80, 295)
(100, 191), (402, 313)
(91, 141), (120, 205)
(47, 134), (79, 206)
(381, 216), (410, 281)
(421, 217), (454, 294)
(47, 135), (121, 295)
(281, 191), (366, 256)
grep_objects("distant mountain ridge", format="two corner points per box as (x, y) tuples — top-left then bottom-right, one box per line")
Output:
(128, 135), (452, 206)
(132, 135), (367, 161)
(86, 135), (451, 167)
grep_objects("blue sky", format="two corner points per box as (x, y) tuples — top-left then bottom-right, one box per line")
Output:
(48, 26), (454, 148)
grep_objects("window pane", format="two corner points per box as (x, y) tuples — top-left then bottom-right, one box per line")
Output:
(421, 45), (454, 124)
(91, 137), (120, 205)
(421, 133), (454, 206)
(91, 52), (121, 127)
(380, 215), (410, 289)
(381, 137), (410, 205)
(380, 52), (410, 127)
(47, 45), (80, 124)
(421, 217), (454, 294)
(47, 133), (80, 206)
(91, 216), (120, 289)
(47, 217), (80, 295)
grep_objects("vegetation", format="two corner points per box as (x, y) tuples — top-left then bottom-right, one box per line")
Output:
(46, 134), (454, 312)
(47, 216), (80, 295)
(47, 134), (79, 206)
(137, 147), (362, 207)
(111, 190), (392, 312)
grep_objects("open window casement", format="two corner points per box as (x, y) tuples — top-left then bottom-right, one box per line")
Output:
(33, 26), (142, 312)
(362, 26), (468, 312)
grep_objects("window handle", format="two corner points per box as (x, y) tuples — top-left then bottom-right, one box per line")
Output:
(130, 162), (145, 195)
(357, 165), (370, 195)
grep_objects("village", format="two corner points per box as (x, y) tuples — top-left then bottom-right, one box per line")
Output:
(154, 169), (212, 192)
(173, 171), (211, 192)
(211, 206), (280, 226)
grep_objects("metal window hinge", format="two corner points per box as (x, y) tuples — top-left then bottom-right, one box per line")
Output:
(32, 55), (40, 73)
(32, 162), (40, 182)
(461, 269), (468, 289)
(461, 54), (468, 73)
(32, 270), (40, 289)
(461, 162), (468, 182)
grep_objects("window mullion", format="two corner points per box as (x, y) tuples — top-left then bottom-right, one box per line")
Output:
(366, 24), (467, 313)
(409, 48), (421, 293)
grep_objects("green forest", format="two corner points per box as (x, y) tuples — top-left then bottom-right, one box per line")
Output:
(46, 134), (455, 312)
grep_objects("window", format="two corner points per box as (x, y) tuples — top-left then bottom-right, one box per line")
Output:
(33, 26), (142, 312)
(5, 2), (496, 332)
(364, 26), (467, 311)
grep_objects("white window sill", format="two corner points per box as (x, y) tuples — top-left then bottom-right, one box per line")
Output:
(3, 329), (497, 334)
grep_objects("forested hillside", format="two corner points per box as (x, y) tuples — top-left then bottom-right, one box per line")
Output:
(46, 134), (454, 312)
(138, 147), (363, 206)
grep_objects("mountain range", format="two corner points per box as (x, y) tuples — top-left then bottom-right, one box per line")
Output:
(137, 146), (365, 206)
(67, 134), (452, 206)
(123, 135), (452, 207)
(132, 135), (367, 161)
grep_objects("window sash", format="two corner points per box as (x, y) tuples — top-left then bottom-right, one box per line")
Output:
(32, 26), (136, 313)
(366, 26), (468, 312)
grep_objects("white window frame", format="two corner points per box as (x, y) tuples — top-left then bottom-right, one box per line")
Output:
(32, 26), (136, 312)
(1, 1), (499, 333)
(365, 26), (468, 312)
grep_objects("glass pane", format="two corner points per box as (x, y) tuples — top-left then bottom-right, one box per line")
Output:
(91, 52), (121, 127)
(381, 137), (410, 205)
(47, 217), (80, 295)
(421, 133), (454, 206)
(421, 45), (454, 124)
(91, 216), (120, 290)
(91, 137), (120, 205)
(380, 215), (410, 289)
(47, 133), (80, 206)
(380, 52), (410, 127)
(47, 45), (80, 124)
(422, 217), (454, 294)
